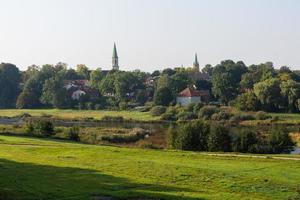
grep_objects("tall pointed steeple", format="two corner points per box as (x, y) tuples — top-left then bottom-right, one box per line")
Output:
(193, 53), (199, 72)
(112, 43), (119, 70)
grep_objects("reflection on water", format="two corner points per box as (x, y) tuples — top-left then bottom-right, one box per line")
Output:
(55, 121), (170, 133)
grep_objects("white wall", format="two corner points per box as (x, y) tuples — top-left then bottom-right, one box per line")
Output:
(72, 90), (86, 100)
(176, 97), (201, 106)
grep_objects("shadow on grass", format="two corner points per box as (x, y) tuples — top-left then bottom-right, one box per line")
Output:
(0, 158), (205, 200)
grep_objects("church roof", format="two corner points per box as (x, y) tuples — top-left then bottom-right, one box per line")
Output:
(113, 43), (118, 58)
(194, 53), (199, 65)
(177, 87), (209, 97)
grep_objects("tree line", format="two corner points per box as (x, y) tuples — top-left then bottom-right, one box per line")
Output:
(168, 120), (295, 154)
(1, 60), (300, 113)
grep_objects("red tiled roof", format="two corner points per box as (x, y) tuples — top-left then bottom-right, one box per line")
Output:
(177, 87), (209, 97)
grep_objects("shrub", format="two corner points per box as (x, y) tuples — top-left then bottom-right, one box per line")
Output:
(41, 113), (53, 118)
(186, 103), (196, 112)
(25, 120), (54, 137)
(68, 126), (80, 141)
(24, 121), (34, 134)
(154, 87), (173, 106)
(134, 106), (151, 112)
(176, 111), (196, 121)
(198, 106), (220, 120)
(271, 115), (279, 122)
(150, 106), (167, 116)
(193, 103), (204, 114)
(268, 126), (295, 153)
(229, 113), (255, 123)
(161, 112), (177, 121)
(141, 143), (162, 149)
(101, 116), (124, 122)
(167, 124), (177, 148)
(145, 101), (155, 108)
(16, 113), (32, 119)
(211, 111), (232, 121)
(119, 102), (127, 110)
(208, 124), (231, 152)
(235, 91), (260, 111)
(231, 129), (259, 153)
(94, 104), (103, 110)
(255, 111), (271, 120)
(100, 128), (147, 143)
(169, 120), (209, 151)
(86, 102), (94, 110)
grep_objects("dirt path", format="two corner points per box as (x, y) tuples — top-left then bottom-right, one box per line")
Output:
(199, 152), (300, 161)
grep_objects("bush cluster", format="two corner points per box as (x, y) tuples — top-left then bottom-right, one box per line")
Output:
(150, 106), (167, 116)
(101, 115), (124, 122)
(168, 120), (295, 154)
(68, 126), (80, 141)
(100, 128), (148, 143)
(159, 104), (272, 124)
(198, 106), (221, 120)
(25, 120), (54, 137)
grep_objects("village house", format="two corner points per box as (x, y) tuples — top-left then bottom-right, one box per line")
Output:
(176, 87), (210, 106)
(64, 80), (99, 100)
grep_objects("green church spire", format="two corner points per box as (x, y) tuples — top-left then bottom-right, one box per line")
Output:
(113, 42), (118, 58)
(193, 53), (199, 71)
(112, 43), (119, 70)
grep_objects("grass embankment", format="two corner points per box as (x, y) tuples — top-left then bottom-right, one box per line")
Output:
(0, 135), (299, 200)
(221, 106), (300, 125)
(0, 109), (160, 122)
(0, 124), (167, 149)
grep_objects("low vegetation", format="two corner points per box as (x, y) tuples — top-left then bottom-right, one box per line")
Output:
(0, 121), (154, 147)
(0, 109), (159, 122)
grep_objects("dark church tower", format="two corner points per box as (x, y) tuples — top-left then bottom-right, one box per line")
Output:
(112, 43), (119, 70)
(193, 53), (200, 72)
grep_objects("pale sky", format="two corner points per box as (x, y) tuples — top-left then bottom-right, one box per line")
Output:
(0, 0), (300, 72)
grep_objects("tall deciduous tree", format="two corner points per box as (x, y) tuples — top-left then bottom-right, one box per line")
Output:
(254, 78), (282, 112)
(0, 63), (21, 108)
(212, 60), (247, 104)
(90, 68), (104, 89)
(40, 76), (66, 108)
(76, 64), (90, 79)
(280, 80), (300, 112)
(154, 87), (173, 106)
(17, 65), (57, 108)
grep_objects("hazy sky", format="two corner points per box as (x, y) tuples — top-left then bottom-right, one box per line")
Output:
(0, 0), (300, 72)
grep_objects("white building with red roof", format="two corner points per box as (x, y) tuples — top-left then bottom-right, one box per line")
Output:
(176, 87), (210, 106)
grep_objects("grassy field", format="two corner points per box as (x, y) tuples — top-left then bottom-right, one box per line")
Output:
(1, 109), (300, 125)
(0, 135), (299, 200)
(0, 109), (159, 121)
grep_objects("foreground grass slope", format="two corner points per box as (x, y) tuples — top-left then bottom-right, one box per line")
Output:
(0, 136), (299, 200)
(0, 109), (159, 121)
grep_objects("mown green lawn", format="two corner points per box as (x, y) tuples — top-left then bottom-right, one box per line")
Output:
(0, 109), (159, 121)
(0, 135), (299, 200)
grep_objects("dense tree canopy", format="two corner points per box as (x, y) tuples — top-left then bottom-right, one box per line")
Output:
(1, 58), (300, 113)
(0, 63), (21, 108)
(212, 60), (247, 104)
(254, 78), (282, 111)
(40, 76), (66, 108)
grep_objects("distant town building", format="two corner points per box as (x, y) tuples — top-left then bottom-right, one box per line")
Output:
(64, 80), (99, 100)
(193, 53), (200, 72)
(188, 53), (210, 81)
(176, 87), (210, 106)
